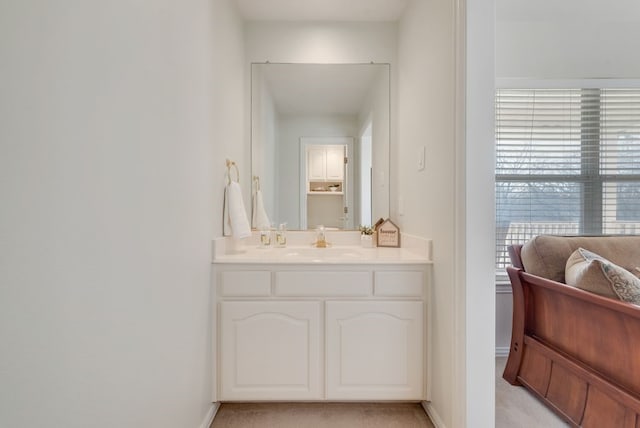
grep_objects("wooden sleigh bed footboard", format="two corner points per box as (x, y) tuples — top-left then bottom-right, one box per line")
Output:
(504, 246), (640, 427)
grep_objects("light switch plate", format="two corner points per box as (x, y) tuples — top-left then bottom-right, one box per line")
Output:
(418, 146), (425, 171)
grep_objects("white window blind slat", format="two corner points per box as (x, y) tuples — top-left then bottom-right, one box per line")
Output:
(495, 88), (640, 271)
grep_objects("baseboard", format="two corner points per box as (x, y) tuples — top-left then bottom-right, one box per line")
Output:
(495, 347), (510, 357)
(422, 401), (446, 428)
(199, 402), (221, 428)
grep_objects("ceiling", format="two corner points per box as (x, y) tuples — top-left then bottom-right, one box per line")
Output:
(234, 0), (409, 22)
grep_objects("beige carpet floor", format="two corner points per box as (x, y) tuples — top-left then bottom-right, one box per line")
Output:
(496, 357), (570, 427)
(211, 358), (570, 428)
(210, 402), (435, 428)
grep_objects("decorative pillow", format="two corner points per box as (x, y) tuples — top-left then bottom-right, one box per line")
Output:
(565, 248), (640, 304)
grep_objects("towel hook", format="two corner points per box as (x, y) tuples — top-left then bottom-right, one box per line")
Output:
(226, 159), (239, 184)
(253, 175), (261, 191)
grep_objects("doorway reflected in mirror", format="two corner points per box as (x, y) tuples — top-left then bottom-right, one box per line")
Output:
(251, 63), (390, 230)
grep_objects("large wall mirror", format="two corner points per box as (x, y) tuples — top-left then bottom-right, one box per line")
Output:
(251, 63), (390, 231)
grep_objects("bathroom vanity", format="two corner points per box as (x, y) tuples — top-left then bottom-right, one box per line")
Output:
(211, 232), (432, 403)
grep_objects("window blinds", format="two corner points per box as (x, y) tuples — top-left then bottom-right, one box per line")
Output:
(495, 88), (640, 271)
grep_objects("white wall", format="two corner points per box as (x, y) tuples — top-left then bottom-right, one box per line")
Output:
(0, 0), (231, 426)
(214, 0), (248, 230)
(464, 0), (496, 427)
(211, 0), (245, 406)
(397, 0), (496, 426)
(397, 0), (459, 426)
(496, 0), (640, 79)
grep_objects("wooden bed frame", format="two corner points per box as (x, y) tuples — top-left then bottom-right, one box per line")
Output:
(504, 244), (640, 427)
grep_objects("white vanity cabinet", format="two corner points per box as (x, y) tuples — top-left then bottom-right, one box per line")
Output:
(213, 263), (430, 402)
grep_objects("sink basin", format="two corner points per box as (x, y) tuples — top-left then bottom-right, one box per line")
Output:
(282, 247), (368, 259)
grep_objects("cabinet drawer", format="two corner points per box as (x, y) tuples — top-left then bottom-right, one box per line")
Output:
(220, 271), (271, 296)
(374, 271), (424, 297)
(275, 271), (371, 296)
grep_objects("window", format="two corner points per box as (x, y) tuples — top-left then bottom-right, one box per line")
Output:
(495, 88), (640, 273)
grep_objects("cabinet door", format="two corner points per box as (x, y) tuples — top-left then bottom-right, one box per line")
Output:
(220, 301), (322, 400)
(325, 146), (344, 180)
(326, 301), (424, 400)
(307, 147), (326, 180)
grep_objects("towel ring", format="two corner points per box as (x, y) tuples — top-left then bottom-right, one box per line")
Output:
(226, 159), (239, 184)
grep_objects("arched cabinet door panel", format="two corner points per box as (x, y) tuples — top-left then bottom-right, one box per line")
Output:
(326, 301), (424, 400)
(220, 301), (322, 401)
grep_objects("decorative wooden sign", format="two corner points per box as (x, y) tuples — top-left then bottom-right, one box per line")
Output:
(374, 218), (385, 230)
(376, 218), (400, 248)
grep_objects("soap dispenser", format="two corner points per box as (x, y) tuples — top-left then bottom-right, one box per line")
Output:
(259, 225), (271, 248)
(276, 223), (287, 247)
(315, 225), (327, 248)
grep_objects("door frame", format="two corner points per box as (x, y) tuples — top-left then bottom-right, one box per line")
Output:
(299, 137), (355, 230)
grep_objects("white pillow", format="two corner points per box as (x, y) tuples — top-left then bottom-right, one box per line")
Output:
(565, 247), (640, 304)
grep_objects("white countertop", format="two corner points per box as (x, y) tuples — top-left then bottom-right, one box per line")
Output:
(212, 232), (432, 265)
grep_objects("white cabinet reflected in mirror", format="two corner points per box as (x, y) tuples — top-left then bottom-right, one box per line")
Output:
(301, 138), (352, 230)
(251, 63), (390, 231)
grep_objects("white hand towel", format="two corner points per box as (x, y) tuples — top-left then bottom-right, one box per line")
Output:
(252, 189), (271, 230)
(224, 181), (251, 239)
